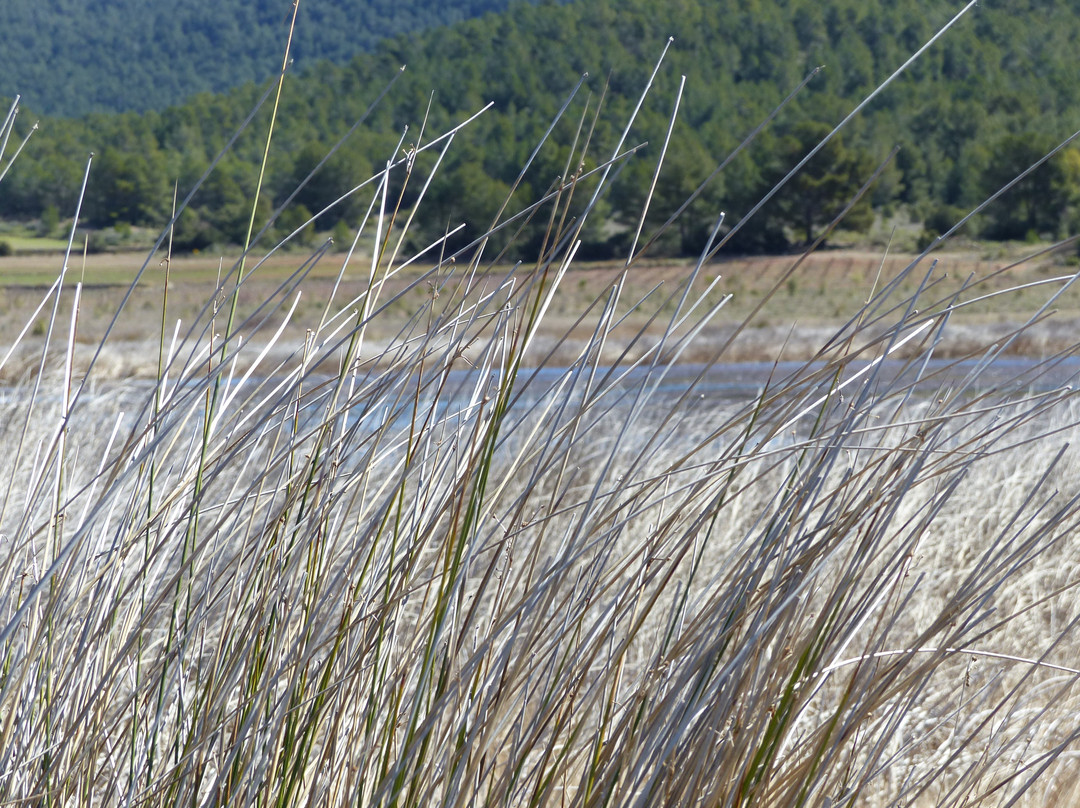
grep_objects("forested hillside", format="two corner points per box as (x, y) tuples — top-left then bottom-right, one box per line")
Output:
(0, 0), (558, 116)
(2, 0), (1080, 257)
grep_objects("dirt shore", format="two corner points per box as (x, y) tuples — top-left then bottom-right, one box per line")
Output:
(2, 245), (1078, 380)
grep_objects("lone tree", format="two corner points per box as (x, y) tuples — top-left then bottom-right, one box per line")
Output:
(766, 120), (877, 246)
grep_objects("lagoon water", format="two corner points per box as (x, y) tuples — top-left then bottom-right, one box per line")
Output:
(6, 355), (1076, 459)
(495, 355), (1080, 416)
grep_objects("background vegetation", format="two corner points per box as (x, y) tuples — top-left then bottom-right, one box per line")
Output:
(3, 0), (1080, 257)
(0, 0), (563, 116)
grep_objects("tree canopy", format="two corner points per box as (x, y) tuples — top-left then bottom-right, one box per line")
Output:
(3, 0), (1080, 256)
(0, 0), (564, 116)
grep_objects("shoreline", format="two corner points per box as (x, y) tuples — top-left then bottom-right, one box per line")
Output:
(3, 314), (1078, 386)
(2, 247), (1078, 382)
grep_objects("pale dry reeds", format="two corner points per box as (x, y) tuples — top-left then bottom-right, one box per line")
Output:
(3, 8), (1080, 806)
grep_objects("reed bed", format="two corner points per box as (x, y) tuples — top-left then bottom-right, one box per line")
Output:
(4, 11), (1080, 806)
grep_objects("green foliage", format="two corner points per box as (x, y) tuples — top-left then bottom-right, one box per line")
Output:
(275, 202), (317, 247)
(763, 121), (877, 246)
(614, 135), (726, 257)
(0, 0), (567, 117)
(4, 0), (1080, 255)
(330, 219), (354, 252)
(978, 135), (1080, 240)
(84, 145), (169, 227)
(38, 204), (60, 238)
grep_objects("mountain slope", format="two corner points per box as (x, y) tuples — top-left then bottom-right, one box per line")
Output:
(0, 0), (560, 116)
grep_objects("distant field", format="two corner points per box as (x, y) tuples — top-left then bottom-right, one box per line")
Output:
(2, 244), (1078, 377)
(0, 234), (71, 253)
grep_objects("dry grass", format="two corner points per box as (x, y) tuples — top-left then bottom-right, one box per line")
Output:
(3, 11), (1080, 807)
(3, 246), (1080, 381)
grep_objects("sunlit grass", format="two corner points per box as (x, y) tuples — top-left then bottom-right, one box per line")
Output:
(0, 234), (71, 253)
